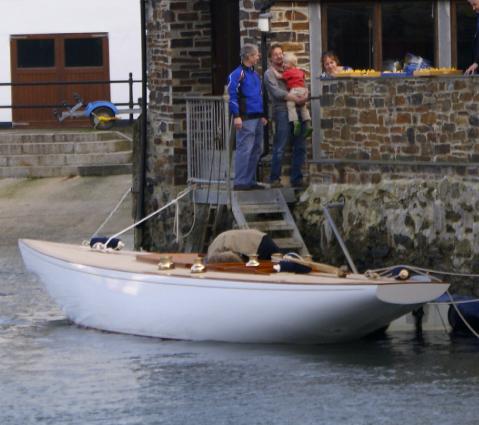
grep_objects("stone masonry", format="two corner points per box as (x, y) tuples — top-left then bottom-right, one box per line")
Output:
(146, 0), (212, 187)
(240, 1), (311, 71)
(295, 177), (479, 296)
(314, 76), (479, 183)
(143, 0), (213, 250)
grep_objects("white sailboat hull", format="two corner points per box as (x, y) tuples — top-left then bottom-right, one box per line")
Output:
(19, 239), (449, 343)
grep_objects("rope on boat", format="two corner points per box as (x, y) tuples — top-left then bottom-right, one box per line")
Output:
(179, 193), (197, 240)
(90, 187), (194, 251)
(368, 264), (443, 282)
(429, 295), (479, 339)
(431, 298), (479, 305)
(433, 303), (450, 336)
(367, 264), (479, 338)
(370, 264), (479, 279)
(445, 290), (479, 339)
(89, 186), (132, 240)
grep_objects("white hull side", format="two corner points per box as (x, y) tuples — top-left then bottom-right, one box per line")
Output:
(19, 240), (448, 343)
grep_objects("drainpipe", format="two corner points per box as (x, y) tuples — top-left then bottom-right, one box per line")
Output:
(135, 0), (148, 249)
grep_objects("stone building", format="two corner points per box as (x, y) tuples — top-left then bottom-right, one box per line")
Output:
(143, 0), (477, 187)
(137, 1), (479, 292)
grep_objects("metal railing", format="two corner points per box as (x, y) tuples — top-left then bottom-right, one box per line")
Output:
(0, 73), (142, 123)
(185, 93), (231, 186)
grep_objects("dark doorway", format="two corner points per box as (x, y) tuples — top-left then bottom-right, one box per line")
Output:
(211, 0), (240, 95)
(10, 33), (110, 127)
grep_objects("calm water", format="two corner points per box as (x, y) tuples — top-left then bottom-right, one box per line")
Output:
(2, 246), (479, 425)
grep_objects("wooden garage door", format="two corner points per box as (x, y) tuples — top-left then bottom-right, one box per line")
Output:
(10, 33), (110, 127)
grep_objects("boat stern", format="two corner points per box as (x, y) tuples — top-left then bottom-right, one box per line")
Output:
(376, 282), (449, 305)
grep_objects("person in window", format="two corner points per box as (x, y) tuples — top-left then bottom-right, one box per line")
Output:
(227, 44), (268, 191)
(320, 51), (351, 78)
(264, 43), (308, 189)
(465, 0), (479, 75)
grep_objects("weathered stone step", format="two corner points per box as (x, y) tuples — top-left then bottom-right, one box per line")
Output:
(0, 163), (132, 178)
(0, 139), (132, 156)
(78, 164), (133, 176)
(0, 131), (127, 144)
(3, 151), (132, 168)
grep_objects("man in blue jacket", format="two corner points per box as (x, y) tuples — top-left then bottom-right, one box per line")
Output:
(227, 44), (268, 190)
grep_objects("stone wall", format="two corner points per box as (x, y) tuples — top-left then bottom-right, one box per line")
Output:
(143, 0), (212, 250)
(240, 1), (310, 72)
(240, 1), (312, 179)
(295, 177), (479, 296)
(314, 76), (479, 183)
(147, 0), (212, 185)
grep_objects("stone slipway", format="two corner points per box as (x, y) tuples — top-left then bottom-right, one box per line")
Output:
(0, 175), (134, 248)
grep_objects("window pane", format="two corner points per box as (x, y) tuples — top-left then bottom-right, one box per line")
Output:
(456, 0), (476, 70)
(325, 3), (374, 69)
(17, 39), (55, 68)
(382, 1), (435, 67)
(65, 38), (103, 67)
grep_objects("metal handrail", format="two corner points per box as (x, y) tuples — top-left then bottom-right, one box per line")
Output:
(0, 102), (141, 110)
(0, 79), (141, 87)
(186, 93), (231, 187)
(322, 200), (359, 274)
(0, 73), (142, 111)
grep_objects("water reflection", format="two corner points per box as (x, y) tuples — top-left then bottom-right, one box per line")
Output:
(1, 306), (479, 425)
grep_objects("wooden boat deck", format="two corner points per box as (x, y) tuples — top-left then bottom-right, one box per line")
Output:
(20, 239), (438, 287)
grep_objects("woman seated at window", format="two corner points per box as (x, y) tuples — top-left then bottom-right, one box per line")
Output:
(320, 51), (351, 78)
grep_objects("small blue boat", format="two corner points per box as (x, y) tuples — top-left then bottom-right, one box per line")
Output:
(436, 294), (479, 335)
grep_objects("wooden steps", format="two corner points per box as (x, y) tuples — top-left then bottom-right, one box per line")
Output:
(246, 220), (294, 232)
(231, 188), (309, 256)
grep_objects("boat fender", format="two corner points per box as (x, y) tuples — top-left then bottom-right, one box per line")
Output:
(273, 260), (312, 274)
(89, 237), (124, 250)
